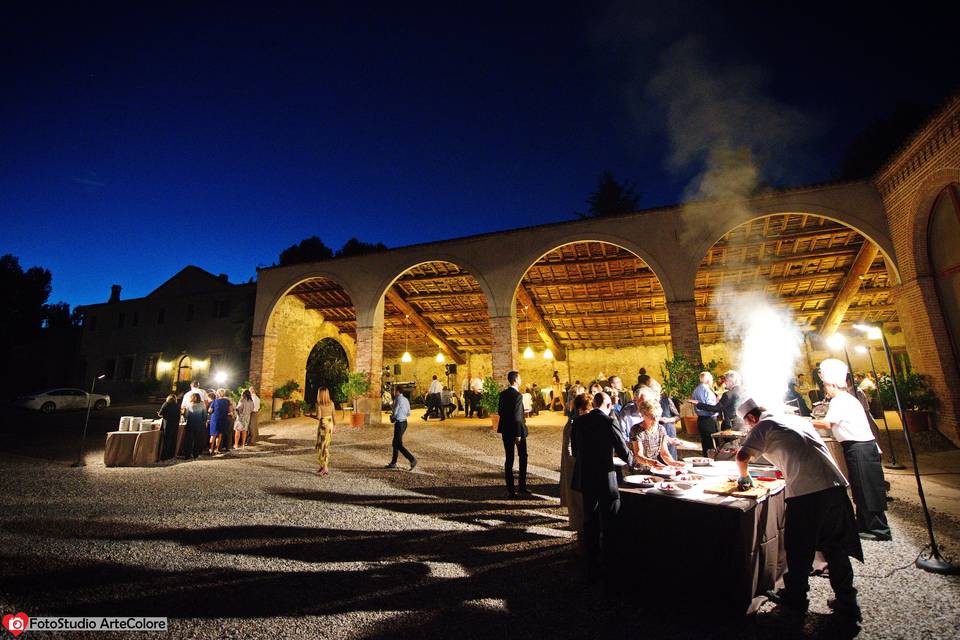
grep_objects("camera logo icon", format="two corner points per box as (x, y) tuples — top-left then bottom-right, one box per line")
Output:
(2, 612), (29, 637)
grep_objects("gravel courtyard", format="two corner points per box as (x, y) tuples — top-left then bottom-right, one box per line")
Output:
(1, 413), (959, 639)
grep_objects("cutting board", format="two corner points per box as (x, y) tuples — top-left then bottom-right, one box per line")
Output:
(702, 479), (785, 499)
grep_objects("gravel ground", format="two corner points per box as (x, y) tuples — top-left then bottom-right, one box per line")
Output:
(1, 413), (958, 639)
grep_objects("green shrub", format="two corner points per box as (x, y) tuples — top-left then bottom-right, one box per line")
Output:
(877, 371), (938, 411)
(479, 376), (501, 415)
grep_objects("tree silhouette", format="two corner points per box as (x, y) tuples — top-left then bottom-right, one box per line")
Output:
(277, 236), (334, 266)
(336, 238), (388, 258)
(576, 171), (641, 218)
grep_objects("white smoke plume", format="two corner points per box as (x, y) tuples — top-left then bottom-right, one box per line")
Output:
(713, 288), (802, 411)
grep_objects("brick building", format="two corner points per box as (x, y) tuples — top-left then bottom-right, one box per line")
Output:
(77, 266), (255, 399)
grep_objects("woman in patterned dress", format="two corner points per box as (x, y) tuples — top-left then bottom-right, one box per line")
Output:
(629, 399), (685, 472)
(315, 387), (336, 476)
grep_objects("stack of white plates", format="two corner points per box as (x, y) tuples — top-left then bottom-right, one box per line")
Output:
(118, 416), (133, 432)
(130, 417), (143, 432)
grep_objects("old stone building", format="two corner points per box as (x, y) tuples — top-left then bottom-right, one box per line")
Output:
(247, 96), (960, 446)
(78, 266), (255, 398)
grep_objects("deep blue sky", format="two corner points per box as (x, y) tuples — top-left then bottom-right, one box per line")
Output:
(2, 1), (957, 307)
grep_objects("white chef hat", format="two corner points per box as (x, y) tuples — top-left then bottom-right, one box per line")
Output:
(737, 397), (759, 420)
(818, 358), (849, 386)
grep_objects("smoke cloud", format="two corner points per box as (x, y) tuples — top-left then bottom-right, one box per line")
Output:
(712, 287), (802, 410)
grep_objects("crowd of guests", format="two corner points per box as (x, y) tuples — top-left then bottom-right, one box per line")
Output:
(156, 380), (261, 461)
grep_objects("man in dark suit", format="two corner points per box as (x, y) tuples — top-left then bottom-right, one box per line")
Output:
(571, 392), (633, 577)
(497, 370), (528, 498)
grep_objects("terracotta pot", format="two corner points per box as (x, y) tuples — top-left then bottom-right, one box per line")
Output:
(682, 416), (699, 436)
(490, 414), (500, 431)
(351, 412), (366, 428)
(904, 410), (931, 433)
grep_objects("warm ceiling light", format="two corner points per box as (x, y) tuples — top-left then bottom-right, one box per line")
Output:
(435, 352), (445, 363)
(401, 352), (412, 363)
(826, 333), (846, 350)
(854, 345), (868, 354)
(853, 324), (883, 340)
(523, 346), (535, 359)
(542, 348), (554, 360)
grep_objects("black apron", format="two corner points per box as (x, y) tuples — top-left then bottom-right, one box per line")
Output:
(841, 440), (887, 514)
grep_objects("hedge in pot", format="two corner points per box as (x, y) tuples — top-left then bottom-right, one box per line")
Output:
(479, 376), (501, 429)
(272, 380), (300, 419)
(877, 371), (939, 432)
(339, 372), (372, 427)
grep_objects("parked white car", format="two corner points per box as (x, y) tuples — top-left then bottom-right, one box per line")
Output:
(16, 389), (111, 413)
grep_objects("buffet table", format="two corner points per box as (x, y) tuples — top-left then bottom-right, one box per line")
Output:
(616, 461), (786, 616)
(103, 429), (162, 467)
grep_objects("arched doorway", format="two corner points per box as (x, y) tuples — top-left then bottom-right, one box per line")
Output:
(929, 185), (960, 367)
(175, 355), (192, 391)
(305, 338), (350, 408)
(695, 213), (901, 401)
(513, 240), (671, 401)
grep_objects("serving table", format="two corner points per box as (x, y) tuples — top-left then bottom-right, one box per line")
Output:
(103, 429), (162, 467)
(617, 461), (786, 615)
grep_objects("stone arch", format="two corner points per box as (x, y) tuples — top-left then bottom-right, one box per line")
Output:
(255, 268), (361, 337)
(304, 337), (351, 408)
(908, 167), (960, 279)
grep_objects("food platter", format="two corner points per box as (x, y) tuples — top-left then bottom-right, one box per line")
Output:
(623, 475), (659, 488)
(686, 457), (713, 467)
(650, 467), (680, 478)
(653, 481), (692, 494)
(674, 473), (704, 482)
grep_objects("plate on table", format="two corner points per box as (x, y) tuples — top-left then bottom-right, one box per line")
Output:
(650, 467), (680, 478)
(675, 473), (704, 482)
(655, 481), (692, 494)
(612, 457), (628, 467)
(686, 457), (713, 467)
(624, 475), (659, 488)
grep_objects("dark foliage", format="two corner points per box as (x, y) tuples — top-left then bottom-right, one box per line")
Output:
(576, 171), (641, 219)
(336, 238), (388, 258)
(277, 236), (334, 266)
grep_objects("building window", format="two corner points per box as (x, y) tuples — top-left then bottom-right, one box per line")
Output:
(132, 311), (139, 327)
(157, 308), (166, 325)
(186, 304), (195, 321)
(119, 356), (135, 381)
(118, 313), (125, 329)
(143, 354), (160, 381)
(213, 300), (231, 318)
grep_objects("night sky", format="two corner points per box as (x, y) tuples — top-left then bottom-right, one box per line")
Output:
(2, 1), (957, 307)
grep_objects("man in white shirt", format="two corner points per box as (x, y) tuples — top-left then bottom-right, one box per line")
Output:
(247, 386), (261, 445)
(424, 375), (444, 421)
(814, 359), (891, 542)
(181, 381), (205, 409)
(469, 373), (484, 418)
(737, 398), (862, 621)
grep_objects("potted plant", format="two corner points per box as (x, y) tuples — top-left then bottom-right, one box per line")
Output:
(479, 376), (501, 430)
(877, 371), (938, 432)
(339, 372), (371, 427)
(660, 354), (718, 436)
(272, 380), (300, 419)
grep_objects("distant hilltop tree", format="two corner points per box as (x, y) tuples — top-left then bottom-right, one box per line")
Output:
(576, 171), (641, 219)
(277, 236), (388, 266)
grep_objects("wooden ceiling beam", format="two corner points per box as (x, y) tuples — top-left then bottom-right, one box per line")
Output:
(516, 285), (567, 360)
(818, 241), (881, 338)
(385, 287), (466, 364)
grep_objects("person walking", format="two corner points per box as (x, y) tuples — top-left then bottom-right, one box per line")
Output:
(234, 389), (254, 449)
(386, 386), (417, 470)
(315, 387), (336, 476)
(157, 394), (182, 461)
(497, 370), (529, 498)
(182, 392), (207, 459)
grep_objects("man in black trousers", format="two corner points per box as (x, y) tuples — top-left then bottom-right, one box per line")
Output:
(571, 392), (633, 579)
(497, 370), (528, 498)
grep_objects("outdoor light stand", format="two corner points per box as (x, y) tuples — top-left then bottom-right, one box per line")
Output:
(863, 345), (905, 470)
(72, 374), (104, 468)
(877, 326), (959, 575)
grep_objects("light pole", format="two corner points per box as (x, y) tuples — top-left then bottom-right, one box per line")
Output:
(825, 332), (855, 378)
(853, 323), (958, 575)
(854, 344), (905, 470)
(72, 373), (106, 468)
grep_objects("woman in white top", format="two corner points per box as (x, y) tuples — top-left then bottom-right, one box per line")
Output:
(813, 358), (891, 541)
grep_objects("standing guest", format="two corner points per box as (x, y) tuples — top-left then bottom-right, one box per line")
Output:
(386, 386), (417, 470)
(813, 359), (891, 541)
(691, 372), (719, 456)
(234, 389), (255, 449)
(688, 370), (744, 431)
(553, 370), (561, 388)
(561, 393), (591, 540)
(637, 367), (647, 388)
(629, 399), (685, 472)
(441, 385), (456, 418)
(157, 394), (182, 460)
(571, 392), (633, 579)
(470, 372), (484, 417)
(617, 386), (646, 442)
(522, 387), (534, 417)
(315, 386), (336, 476)
(461, 375), (472, 417)
(497, 370), (528, 498)
(608, 376), (626, 410)
(246, 386), (261, 445)
(531, 383), (543, 415)
(182, 392), (207, 459)
(737, 398), (863, 621)
(180, 380), (205, 409)
(221, 391), (237, 451)
(207, 389), (232, 455)
(424, 374), (444, 421)
(650, 379), (681, 460)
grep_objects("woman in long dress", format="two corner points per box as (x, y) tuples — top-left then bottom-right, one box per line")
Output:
(316, 387), (336, 476)
(560, 392), (590, 537)
(234, 389), (255, 449)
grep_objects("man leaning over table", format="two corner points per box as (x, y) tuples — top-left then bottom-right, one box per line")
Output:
(735, 397), (863, 622)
